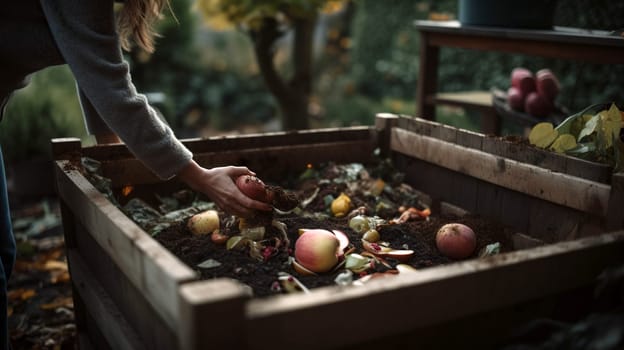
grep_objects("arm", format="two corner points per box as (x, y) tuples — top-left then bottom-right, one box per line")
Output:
(40, 0), (270, 217)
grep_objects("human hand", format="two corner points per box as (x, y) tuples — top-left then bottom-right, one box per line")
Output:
(177, 161), (273, 218)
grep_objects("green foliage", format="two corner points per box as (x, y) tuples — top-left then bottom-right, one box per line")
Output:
(348, 0), (624, 117)
(529, 103), (624, 171)
(0, 66), (86, 164)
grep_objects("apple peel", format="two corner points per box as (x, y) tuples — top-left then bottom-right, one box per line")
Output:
(361, 239), (414, 262)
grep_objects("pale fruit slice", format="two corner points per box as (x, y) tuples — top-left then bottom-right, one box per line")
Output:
(549, 134), (577, 153)
(529, 122), (558, 149)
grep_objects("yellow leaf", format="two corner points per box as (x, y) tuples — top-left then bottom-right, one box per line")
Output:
(599, 103), (622, 149)
(529, 122), (558, 148)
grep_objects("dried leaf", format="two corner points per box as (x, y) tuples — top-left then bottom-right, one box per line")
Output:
(40, 297), (74, 310)
(43, 260), (68, 271)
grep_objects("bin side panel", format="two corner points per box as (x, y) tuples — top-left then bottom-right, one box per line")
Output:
(54, 162), (196, 331)
(246, 232), (624, 350)
(72, 220), (177, 349)
(390, 128), (610, 218)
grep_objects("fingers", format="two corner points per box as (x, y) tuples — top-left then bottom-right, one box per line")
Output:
(226, 166), (255, 178)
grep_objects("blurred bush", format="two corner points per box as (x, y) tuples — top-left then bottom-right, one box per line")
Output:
(348, 0), (624, 116)
(0, 66), (86, 164)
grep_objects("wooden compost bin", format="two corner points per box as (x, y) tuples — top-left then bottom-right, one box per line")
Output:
(52, 114), (624, 350)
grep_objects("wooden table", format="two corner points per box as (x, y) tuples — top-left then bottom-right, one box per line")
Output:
(415, 20), (624, 134)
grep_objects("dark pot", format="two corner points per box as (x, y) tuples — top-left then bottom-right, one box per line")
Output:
(458, 0), (558, 29)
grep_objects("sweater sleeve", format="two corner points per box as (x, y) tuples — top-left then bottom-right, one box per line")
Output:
(39, 0), (193, 180)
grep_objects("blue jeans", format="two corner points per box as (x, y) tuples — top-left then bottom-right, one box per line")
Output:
(0, 146), (15, 349)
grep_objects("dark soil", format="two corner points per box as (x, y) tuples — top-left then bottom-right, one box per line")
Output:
(156, 213), (512, 297)
(152, 162), (515, 298)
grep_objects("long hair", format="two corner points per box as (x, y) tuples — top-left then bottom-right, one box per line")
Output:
(116, 0), (169, 53)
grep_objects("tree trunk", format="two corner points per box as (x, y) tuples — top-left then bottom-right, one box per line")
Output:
(251, 15), (315, 131)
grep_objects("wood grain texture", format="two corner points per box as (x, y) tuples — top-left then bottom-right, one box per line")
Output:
(390, 128), (611, 217)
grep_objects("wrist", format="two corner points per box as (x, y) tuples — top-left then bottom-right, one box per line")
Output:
(177, 160), (203, 184)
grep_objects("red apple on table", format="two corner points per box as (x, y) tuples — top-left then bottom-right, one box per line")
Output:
(507, 86), (525, 111)
(524, 91), (554, 118)
(511, 67), (536, 96)
(536, 69), (561, 101)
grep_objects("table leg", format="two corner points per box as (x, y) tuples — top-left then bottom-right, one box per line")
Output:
(416, 34), (439, 120)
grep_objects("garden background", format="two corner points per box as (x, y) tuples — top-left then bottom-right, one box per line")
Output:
(2, 0), (623, 170)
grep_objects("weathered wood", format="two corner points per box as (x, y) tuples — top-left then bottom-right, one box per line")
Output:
(606, 172), (624, 230)
(375, 113), (400, 158)
(54, 161), (196, 331)
(97, 140), (377, 187)
(178, 280), (252, 350)
(74, 219), (178, 349)
(390, 128), (611, 217)
(79, 127), (375, 161)
(51, 137), (82, 160)
(68, 251), (145, 350)
(246, 231), (624, 349)
(52, 117), (624, 350)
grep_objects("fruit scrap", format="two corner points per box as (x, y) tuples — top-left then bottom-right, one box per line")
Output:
(330, 193), (352, 217)
(210, 230), (229, 244)
(277, 272), (310, 294)
(187, 209), (220, 235)
(391, 207), (431, 224)
(361, 239), (414, 262)
(353, 270), (399, 286)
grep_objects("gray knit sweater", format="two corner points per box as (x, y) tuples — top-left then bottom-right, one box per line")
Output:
(0, 0), (193, 179)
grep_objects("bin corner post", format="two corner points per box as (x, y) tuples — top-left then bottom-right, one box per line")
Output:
(51, 137), (82, 160)
(178, 280), (253, 350)
(606, 172), (624, 230)
(375, 113), (400, 158)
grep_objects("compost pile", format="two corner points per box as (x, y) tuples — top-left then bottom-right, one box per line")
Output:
(96, 157), (514, 298)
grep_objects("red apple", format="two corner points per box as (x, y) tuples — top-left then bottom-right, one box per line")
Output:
(511, 67), (536, 96)
(436, 223), (476, 260)
(524, 91), (554, 118)
(507, 86), (525, 111)
(235, 175), (270, 203)
(536, 69), (560, 101)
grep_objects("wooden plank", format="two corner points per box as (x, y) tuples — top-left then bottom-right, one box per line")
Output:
(79, 127), (375, 161)
(74, 221), (178, 349)
(375, 113), (400, 158)
(51, 137), (82, 160)
(456, 128), (484, 149)
(178, 280), (252, 350)
(97, 140), (376, 187)
(429, 91), (493, 109)
(390, 128), (611, 217)
(54, 161), (197, 331)
(246, 231), (624, 350)
(68, 250), (146, 350)
(607, 173), (624, 230)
